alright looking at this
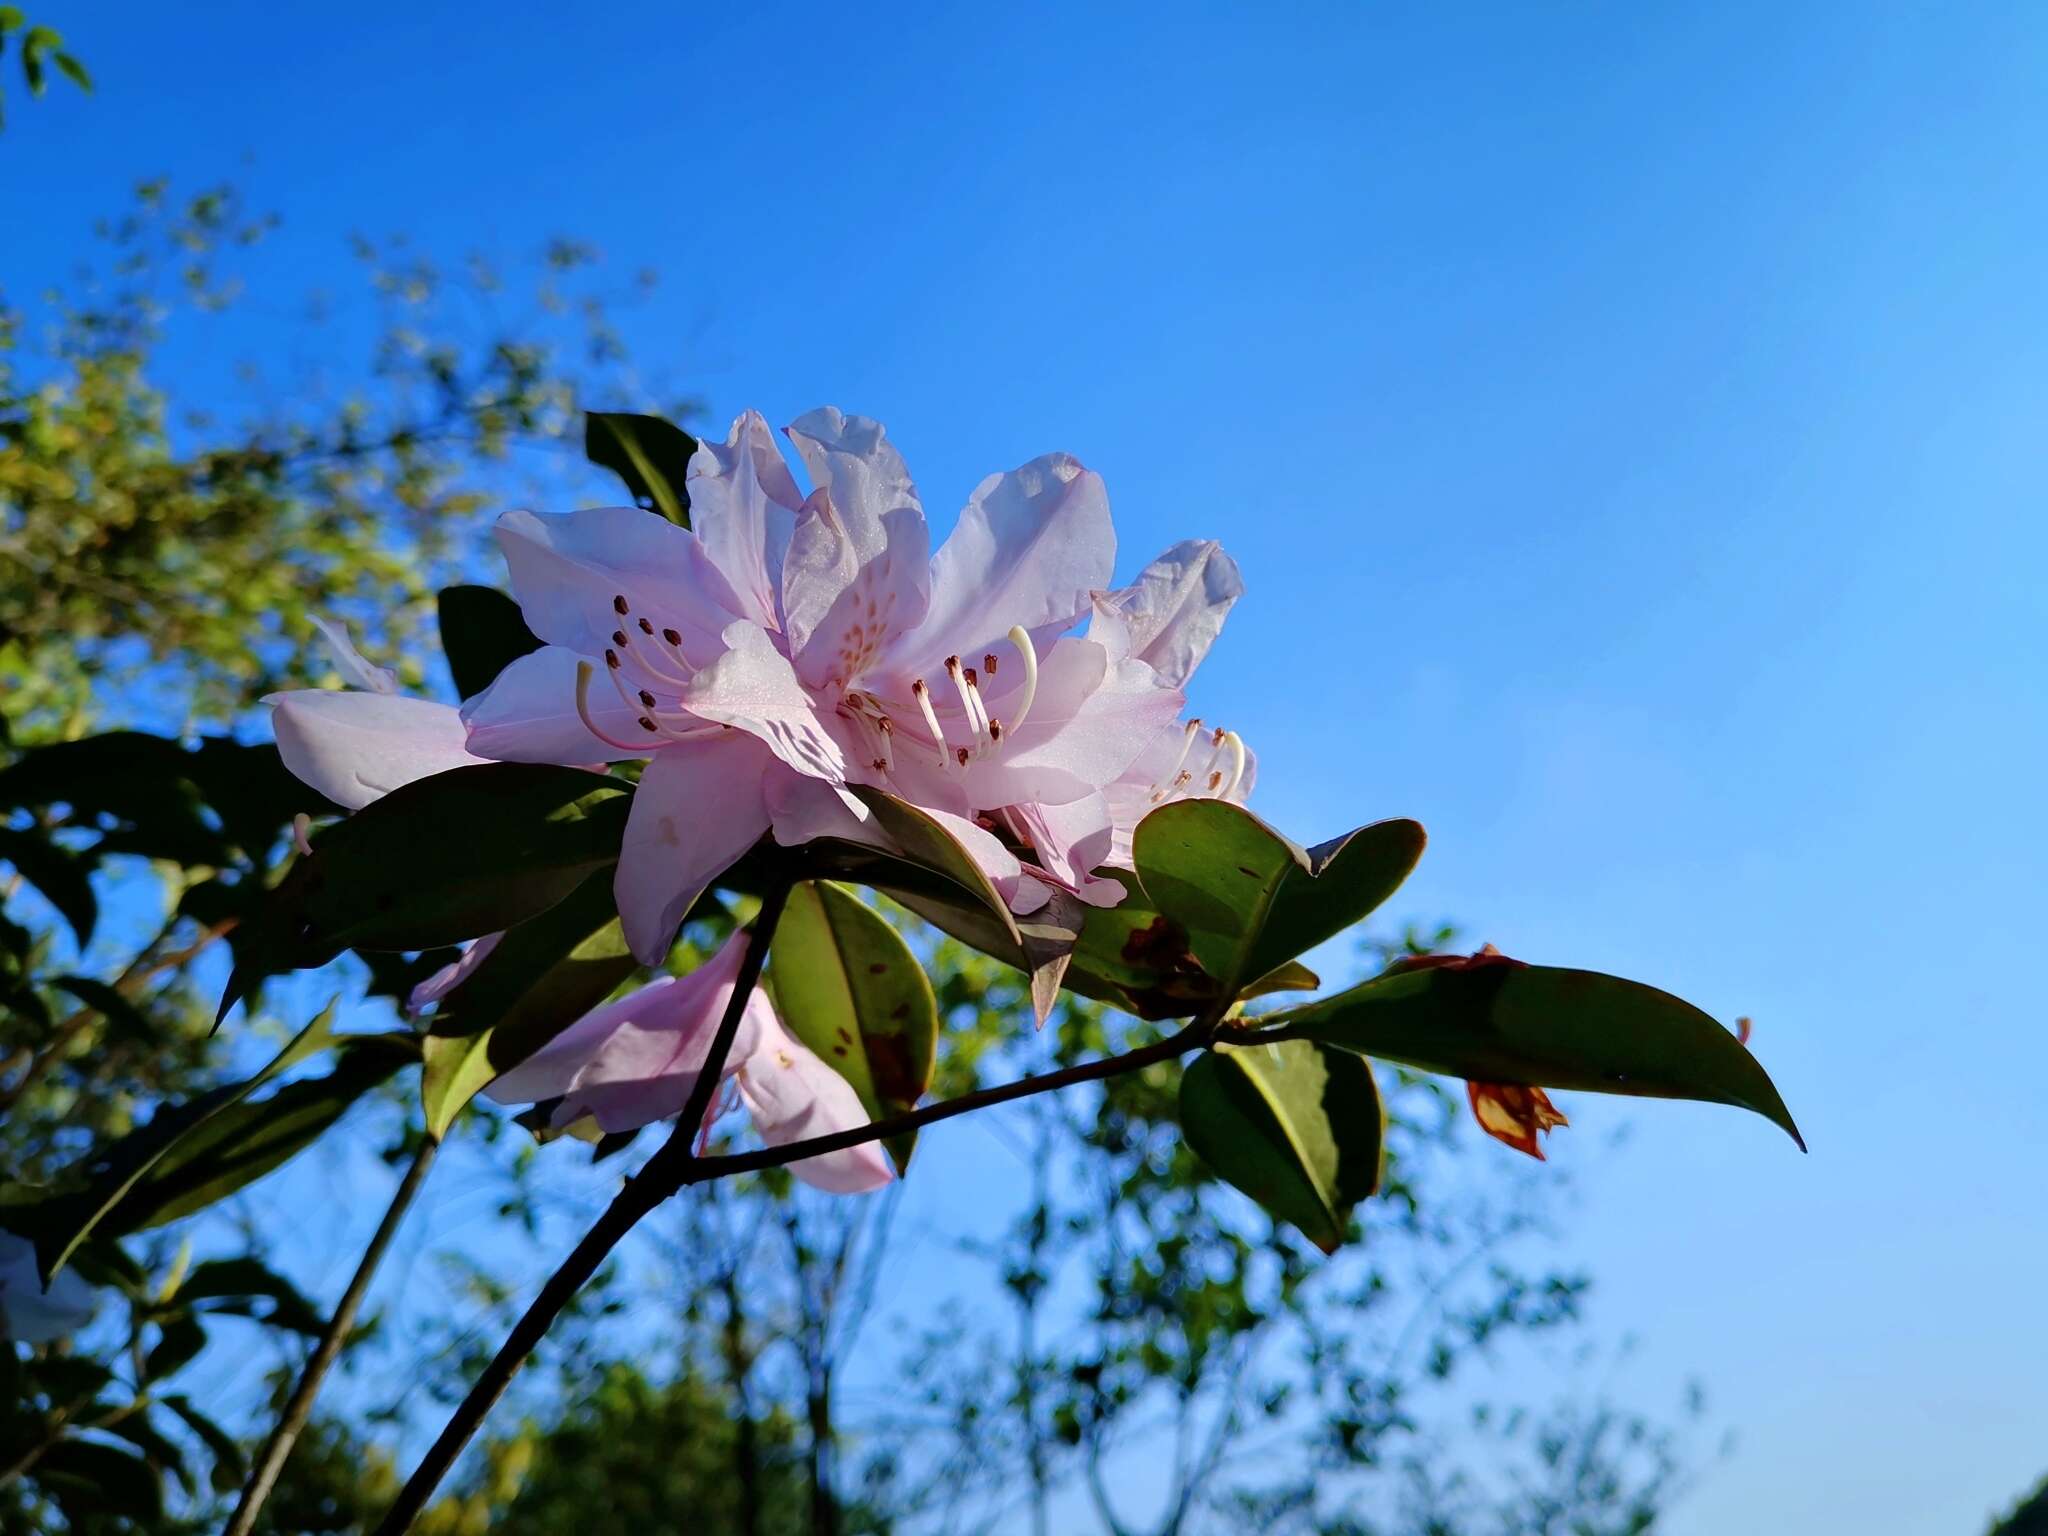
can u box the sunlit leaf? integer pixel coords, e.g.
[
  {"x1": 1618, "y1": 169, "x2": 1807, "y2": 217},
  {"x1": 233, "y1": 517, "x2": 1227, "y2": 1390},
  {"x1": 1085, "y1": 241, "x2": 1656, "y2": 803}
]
[
  {"x1": 420, "y1": 869, "x2": 636, "y2": 1138},
  {"x1": 772, "y1": 881, "x2": 937, "y2": 1173},
  {"x1": 1179, "y1": 1038, "x2": 1384, "y2": 1253},
  {"x1": 1134, "y1": 801, "x2": 1424, "y2": 996}
]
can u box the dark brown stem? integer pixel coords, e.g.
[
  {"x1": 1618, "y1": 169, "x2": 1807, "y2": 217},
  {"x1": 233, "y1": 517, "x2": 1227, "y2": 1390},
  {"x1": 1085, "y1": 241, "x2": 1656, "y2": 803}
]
[
  {"x1": 371, "y1": 878, "x2": 794, "y2": 1536},
  {"x1": 223, "y1": 1134, "x2": 439, "y2": 1536}
]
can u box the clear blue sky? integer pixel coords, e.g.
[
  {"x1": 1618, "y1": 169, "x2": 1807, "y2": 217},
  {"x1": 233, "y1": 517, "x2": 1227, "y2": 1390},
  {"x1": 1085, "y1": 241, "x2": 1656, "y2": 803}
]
[{"x1": 8, "y1": 3, "x2": 2047, "y2": 1529}]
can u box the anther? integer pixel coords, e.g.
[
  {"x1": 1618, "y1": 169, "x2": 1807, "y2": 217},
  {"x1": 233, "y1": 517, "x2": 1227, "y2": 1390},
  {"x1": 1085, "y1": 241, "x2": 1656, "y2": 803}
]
[
  {"x1": 612, "y1": 594, "x2": 629, "y2": 615},
  {"x1": 638, "y1": 689, "x2": 657, "y2": 708},
  {"x1": 612, "y1": 630, "x2": 629, "y2": 649},
  {"x1": 640, "y1": 716, "x2": 659, "y2": 732},
  {"x1": 638, "y1": 617, "x2": 655, "y2": 635},
  {"x1": 956, "y1": 747, "x2": 971, "y2": 767},
  {"x1": 662, "y1": 627, "x2": 682, "y2": 647},
  {"x1": 910, "y1": 678, "x2": 949, "y2": 768},
  {"x1": 605, "y1": 649, "x2": 622, "y2": 669},
  {"x1": 984, "y1": 652, "x2": 998, "y2": 676}
]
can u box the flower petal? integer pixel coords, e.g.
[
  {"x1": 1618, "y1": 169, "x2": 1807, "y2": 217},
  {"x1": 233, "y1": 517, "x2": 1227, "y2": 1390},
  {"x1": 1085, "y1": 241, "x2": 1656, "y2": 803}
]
[
  {"x1": 885, "y1": 453, "x2": 1114, "y2": 682},
  {"x1": 460, "y1": 646, "x2": 650, "y2": 765},
  {"x1": 682, "y1": 622, "x2": 850, "y2": 786},
  {"x1": 616, "y1": 733, "x2": 774, "y2": 963},
  {"x1": 407, "y1": 932, "x2": 504, "y2": 1014},
  {"x1": 485, "y1": 931, "x2": 772, "y2": 1132},
  {"x1": 689, "y1": 409, "x2": 802, "y2": 631},
  {"x1": 966, "y1": 638, "x2": 1184, "y2": 811},
  {"x1": 0, "y1": 1232, "x2": 97, "y2": 1343},
  {"x1": 266, "y1": 691, "x2": 488, "y2": 811},
  {"x1": 495, "y1": 506, "x2": 746, "y2": 670},
  {"x1": 736, "y1": 1012, "x2": 895, "y2": 1194},
  {"x1": 309, "y1": 616, "x2": 398, "y2": 694},
  {"x1": 780, "y1": 408, "x2": 932, "y2": 689},
  {"x1": 1088, "y1": 538, "x2": 1243, "y2": 687}
]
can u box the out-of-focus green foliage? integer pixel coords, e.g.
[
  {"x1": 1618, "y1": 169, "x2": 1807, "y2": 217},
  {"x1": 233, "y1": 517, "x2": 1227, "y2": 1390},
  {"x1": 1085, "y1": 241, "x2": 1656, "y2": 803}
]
[
  {"x1": 0, "y1": 9, "x2": 89, "y2": 131},
  {"x1": 1991, "y1": 1476, "x2": 2048, "y2": 1536},
  {"x1": 0, "y1": 179, "x2": 680, "y2": 736}
]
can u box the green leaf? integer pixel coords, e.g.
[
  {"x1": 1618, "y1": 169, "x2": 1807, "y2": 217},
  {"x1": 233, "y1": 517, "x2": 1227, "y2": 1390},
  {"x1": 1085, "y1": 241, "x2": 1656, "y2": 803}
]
[
  {"x1": 23, "y1": 1009, "x2": 416, "y2": 1276},
  {"x1": 26, "y1": 1003, "x2": 341, "y2": 1279},
  {"x1": 221, "y1": 763, "x2": 631, "y2": 1021},
  {"x1": 0, "y1": 10, "x2": 22, "y2": 35},
  {"x1": 162, "y1": 1394, "x2": 246, "y2": 1493},
  {"x1": 143, "y1": 1314, "x2": 208, "y2": 1381},
  {"x1": 420, "y1": 870, "x2": 637, "y2": 1138},
  {"x1": 1178, "y1": 1038, "x2": 1384, "y2": 1253},
  {"x1": 771, "y1": 882, "x2": 937, "y2": 1173},
  {"x1": 437, "y1": 584, "x2": 543, "y2": 700},
  {"x1": 38, "y1": 1439, "x2": 163, "y2": 1524},
  {"x1": 585, "y1": 411, "x2": 698, "y2": 526},
  {"x1": 0, "y1": 826, "x2": 96, "y2": 947},
  {"x1": 837, "y1": 789, "x2": 1022, "y2": 940},
  {"x1": 174, "y1": 1256, "x2": 324, "y2": 1336},
  {"x1": 1268, "y1": 962, "x2": 1805, "y2": 1147},
  {"x1": 52, "y1": 48, "x2": 86, "y2": 90},
  {"x1": 1134, "y1": 802, "x2": 1425, "y2": 997}
]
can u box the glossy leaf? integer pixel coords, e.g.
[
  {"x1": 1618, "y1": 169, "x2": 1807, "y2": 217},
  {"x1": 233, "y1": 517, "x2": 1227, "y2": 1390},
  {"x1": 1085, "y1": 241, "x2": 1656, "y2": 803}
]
[
  {"x1": 1267, "y1": 962, "x2": 1805, "y2": 1147},
  {"x1": 420, "y1": 870, "x2": 637, "y2": 1138},
  {"x1": 162, "y1": 1395, "x2": 246, "y2": 1493},
  {"x1": 221, "y1": 763, "x2": 631, "y2": 1021},
  {"x1": 173, "y1": 1256, "x2": 324, "y2": 1336},
  {"x1": 437, "y1": 583, "x2": 544, "y2": 700},
  {"x1": 1134, "y1": 801, "x2": 1425, "y2": 996},
  {"x1": 771, "y1": 881, "x2": 938, "y2": 1173},
  {"x1": 50, "y1": 975, "x2": 154, "y2": 1043},
  {"x1": 1179, "y1": 1038, "x2": 1384, "y2": 1254},
  {"x1": 585, "y1": 410, "x2": 698, "y2": 526}
]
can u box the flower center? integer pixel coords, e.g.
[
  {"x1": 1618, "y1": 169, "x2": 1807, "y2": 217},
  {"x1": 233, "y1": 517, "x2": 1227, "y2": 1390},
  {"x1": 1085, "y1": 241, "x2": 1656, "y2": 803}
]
[{"x1": 842, "y1": 624, "x2": 1040, "y2": 776}]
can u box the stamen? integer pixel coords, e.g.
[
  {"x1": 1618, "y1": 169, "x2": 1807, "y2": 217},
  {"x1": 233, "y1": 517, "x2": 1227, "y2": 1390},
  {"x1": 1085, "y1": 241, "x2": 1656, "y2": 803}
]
[
  {"x1": 987, "y1": 719, "x2": 1002, "y2": 744},
  {"x1": 876, "y1": 716, "x2": 895, "y2": 772},
  {"x1": 1005, "y1": 626, "x2": 1040, "y2": 737},
  {"x1": 638, "y1": 689, "x2": 657, "y2": 708},
  {"x1": 983, "y1": 652, "x2": 998, "y2": 676},
  {"x1": 962, "y1": 666, "x2": 993, "y2": 755},
  {"x1": 612, "y1": 594, "x2": 629, "y2": 615},
  {"x1": 1148, "y1": 718, "x2": 1205, "y2": 802},
  {"x1": 910, "y1": 678, "x2": 950, "y2": 768},
  {"x1": 1221, "y1": 731, "x2": 1247, "y2": 799},
  {"x1": 945, "y1": 656, "x2": 980, "y2": 738},
  {"x1": 956, "y1": 746, "x2": 971, "y2": 767},
  {"x1": 576, "y1": 660, "x2": 656, "y2": 752},
  {"x1": 1193, "y1": 726, "x2": 1232, "y2": 788}
]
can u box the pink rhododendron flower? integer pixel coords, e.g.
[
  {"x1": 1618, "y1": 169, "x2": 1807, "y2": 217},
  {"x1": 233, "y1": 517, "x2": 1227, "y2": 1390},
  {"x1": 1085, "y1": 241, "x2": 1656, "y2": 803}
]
[
  {"x1": 265, "y1": 619, "x2": 491, "y2": 813},
  {"x1": 0, "y1": 1232, "x2": 96, "y2": 1344},
  {"x1": 464, "y1": 408, "x2": 1248, "y2": 962},
  {"x1": 484, "y1": 929, "x2": 892, "y2": 1194}
]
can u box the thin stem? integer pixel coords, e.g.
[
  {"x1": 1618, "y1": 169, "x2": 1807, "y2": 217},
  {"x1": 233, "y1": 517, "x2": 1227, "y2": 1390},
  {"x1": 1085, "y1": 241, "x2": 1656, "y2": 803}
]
[
  {"x1": 372, "y1": 877, "x2": 794, "y2": 1536},
  {"x1": 224, "y1": 1134, "x2": 440, "y2": 1536}
]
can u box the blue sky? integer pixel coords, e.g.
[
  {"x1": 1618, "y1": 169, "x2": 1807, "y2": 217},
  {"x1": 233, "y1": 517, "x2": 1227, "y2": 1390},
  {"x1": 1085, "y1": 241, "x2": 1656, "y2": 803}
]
[{"x1": 8, "y1": 2, "x2": 2047, "y2": 1529}]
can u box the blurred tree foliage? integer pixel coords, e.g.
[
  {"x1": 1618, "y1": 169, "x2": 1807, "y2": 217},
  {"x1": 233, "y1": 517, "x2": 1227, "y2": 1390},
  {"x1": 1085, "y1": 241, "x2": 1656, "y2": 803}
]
[{"x1": 0, "y1": 8, "x2": 89, "y2": 131}]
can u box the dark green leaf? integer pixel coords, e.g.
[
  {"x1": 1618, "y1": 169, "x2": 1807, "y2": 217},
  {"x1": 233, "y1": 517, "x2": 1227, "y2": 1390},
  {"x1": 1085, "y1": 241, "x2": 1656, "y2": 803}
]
[
  {"x1": 1268, "y1": 962, "x2": 1805, "y2": 1147},
  {"x1": 38, "y1": 1439, "x2": 163, "y2": 1524},
  {"x1": 22, "y1": 1007, "x2": 414, "y2": 1276},
  {"x1": 437, "y1": 584, "x2": 544, "y2": 700},
  {"x1": 162, "y1": 1394, "x2": 247, "y2": 1492},
  {"x1": 420, "y1": 869, "x2": 636, "y2": 1138},
  {"x1": 175, "y1": 1256, "x2": 324, "y2": 1335},
  {"x1": 52, "y1": 48, "x2": 86, "y2": 90},
  {"x1": 221, "y1": 763, "x2": 631, "y2": 1021},
  {"x1": 0, "y1": 827, "x2": 96, "y2": 948},
  {"x1": 143, "y1": 1314, "x2": 208, "y2": 1381},
  {"x1": 1134, "y1": 802, "x2": 1425, "y2": 997},
  {"x1": 1179, "y1": 1039, "x2": 1384, "y2": 1253},
  {"x1": 104, "y1": 1406, "x2": 197, "y2": 1496},
  {"x1": 585, "y1": 411, "x2": 697, "y2": 525},
  {"x1": 772, "y1": 882, "x2": 937, "y2": 1174}
]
